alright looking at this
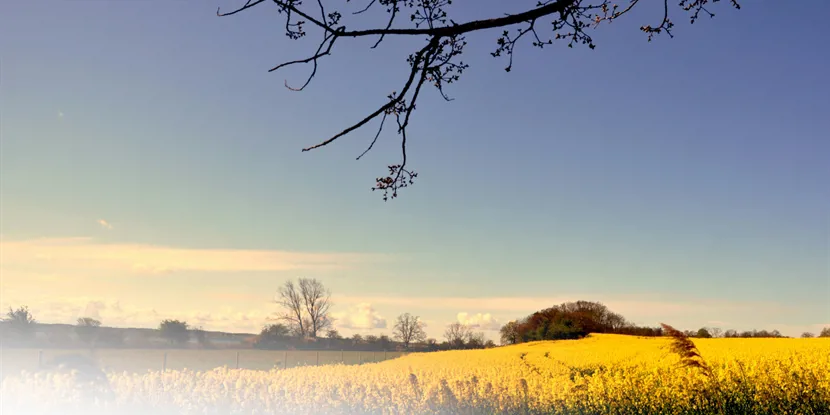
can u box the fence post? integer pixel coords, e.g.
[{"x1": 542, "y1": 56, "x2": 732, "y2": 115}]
[
  {"x1": 283, "y1": 351, "x2": 288, "y2": 370},
  {"x1": 358, "y1": 352, "x2": 362, "y2": 364},
  {"x1": 236, "y1": 351, "x2": 240, "y2": 369},
  {"x1": 384, "y1": 351, "x2": 388, "y2": 361},
  {"x1": 341, "y1": 350, "x2": 344, "y2": 364},
  {"x1": 38, "y1": 350, "x2": 43, "y2": 370},
  {"x1": 316, "y1": 351, "x2": 319, "y2": 366},
  {"x1": 162, "y1": 352, "x2": 167, "y2": 372}
]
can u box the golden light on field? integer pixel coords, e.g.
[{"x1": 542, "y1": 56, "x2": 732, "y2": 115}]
[{"x1": 2, "y1": 334, "x2": 829, "y2": 414}]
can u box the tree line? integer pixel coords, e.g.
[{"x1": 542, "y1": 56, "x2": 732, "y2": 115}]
[
  {"x1": 0, "y1": 278, "x2": 497, "y2": 351},
  {"x1": 498, "y1": 300, "x2": 662, "y2": 345},
  {"x1": 497, "y1": 300, "x2": 830, "y2": 345},
  {"x1": 4, "y1": 286, "x2": 829, "y2": 351},
  {"x1": 253, "y1": 278, "x2": 496, "y2": 351}
]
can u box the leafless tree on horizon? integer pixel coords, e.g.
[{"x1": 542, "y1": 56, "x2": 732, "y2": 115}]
[
  {"x1": 300, "y1": 277, "x2": 334, "y2": 338},
  {"x1": 392, "y1": 312, "x2": 427, "y2": 349},
  {"x1": 275, "y1": 280, "x2": 307, "y2": 336},
  {"x1": 274, "y1": 278, "x2": 333, "y2": 338},
  {"x1": 444, "y1": 321, "x2": 473, "y2": 348}
]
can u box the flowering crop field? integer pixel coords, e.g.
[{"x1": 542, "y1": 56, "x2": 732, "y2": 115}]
[
  {"x1": 2, "y1": 334, "x2": 829, "y2": 414},
  {"x1": 0, "y1": 348, "x2": 404, "y2": 377}
]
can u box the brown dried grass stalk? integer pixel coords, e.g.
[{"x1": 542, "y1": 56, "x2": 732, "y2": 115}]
[{"x1": 660, "y1": 323, "x2": 713, "y2": 377}]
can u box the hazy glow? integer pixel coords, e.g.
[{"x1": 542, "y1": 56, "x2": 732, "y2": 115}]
[{"x1": 0, "y1": 237, "x2": 389, "y2": 274}]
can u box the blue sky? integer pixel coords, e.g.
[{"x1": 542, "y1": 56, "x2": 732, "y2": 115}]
[{"x1": 1, "y1": 0, "x2": 828, "y2": 339}]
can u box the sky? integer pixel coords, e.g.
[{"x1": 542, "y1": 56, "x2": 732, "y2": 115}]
[{"x1": 1, "y1": 0, "x2": 828, "y2": 341}]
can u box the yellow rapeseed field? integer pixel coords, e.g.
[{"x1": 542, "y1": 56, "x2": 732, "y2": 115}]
[{"x1": 2, "y1": 334, "x2": 829, "y2": 414}]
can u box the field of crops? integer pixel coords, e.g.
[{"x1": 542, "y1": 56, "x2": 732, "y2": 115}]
[
  {"x1": 0, "y1": 348, "x2": 405, "y2": 377},
  {"x1": 2, "y1": 334, "x2": 829, "y2": 414}
]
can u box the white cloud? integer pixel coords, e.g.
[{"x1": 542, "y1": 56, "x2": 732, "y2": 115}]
[
  {"x1": 58, "y1": 111, "x2": 64, "y2": 119},
  {"x1": 332, "y1": 303, "x2": 387, "y2": 330},
  {"x1": 97, "y1": 219, "x2": 113, "y2": 230},
  {"x1": 457, "y1": 312, "x2": 501, "y2": 331}
]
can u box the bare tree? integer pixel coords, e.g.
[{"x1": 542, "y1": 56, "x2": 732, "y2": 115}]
[
  {"x1": 218, "y1": 0, "x2": 743, "y2": 200},
  {"x1": 392, "y1": 313, "x2": 427, "y2": 350},
  {"x1": 603, "y1": 312, "x2": 628, "y2": 332},
  {"x1": 300, "y1": 278, "x2": 333, "y2": 338},
  {"x1": 801, "y1": 332, "x2": 815, "y2": 338},
  {"x1": 275, "y1": 278, "x2": 333, "y2": 338},
  {"x1": 444, "y1": 322, "x2": 472, "y2": 349},
  {"x1": 275, "y1": 280, "x2": 307, "y2": 337}
]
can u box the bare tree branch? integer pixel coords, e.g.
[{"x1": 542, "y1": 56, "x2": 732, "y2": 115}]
[
  {"x1": 444, "y1": 321, "x2": 472, "y2": 348},
  {"x1": 218, "y1": 0, "x2": 742, "y2": 200},
  {"x1": 356, "y1": 112, "x2": 388, "y2": 161},
  {"x1": 216, "y1": 0, "x2": 266, "y2": 17},
  {"x1": 299, "y1": 278, "x2": 333, "y2": 338},
  {"x1": 270, "y1": 32, "x2": 338, "y2": 91},
  {"x1": 275, "y1": 280, "x2": 306, "y2": 337},
  {"x1": 274, "y1": 278, "x2": 333, "y2": 338},
  {"x1": 300, "y1": 36, "x2": 439, "y2": 153},
  {"x1": 393, "y1": 313, "x2": 426, "y2": 349}
]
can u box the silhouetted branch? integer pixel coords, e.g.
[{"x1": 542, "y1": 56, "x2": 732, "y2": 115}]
[
  {"x1": 353, "y1": 0, "x2": 377, "y2": 15},
  {"x1": 270, "y1": 32, "x2": 338, "y2": 91},
  {"x1": 356, "y1": 112, "x2": 388, "y2": 161},
  {"x1": 216, "y1": 0, "x2": 266, "y2": 17},
  {"x1": 301, "y1": 37, "x2": 439, "y2": 154},
  {"x1": 219, "y1": 0, "x2": 742, "y2": 200},
  {"x1": 640, "y1": 0, "x2": 675, "y2": 41}
]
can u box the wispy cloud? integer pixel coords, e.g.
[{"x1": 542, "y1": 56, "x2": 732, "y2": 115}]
[
  {"x1": 0, "y1": 237, "x2": 391, "y2": 275},
  {"x1": 57, "y1": 111, "x2": 64, "y2": 119},
  {"x1": 97, "y1": 219, "x2": 113, "y2": 230},
  {"x1": 332, "y1": 303, "x2": 387, "y2": 330}
]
